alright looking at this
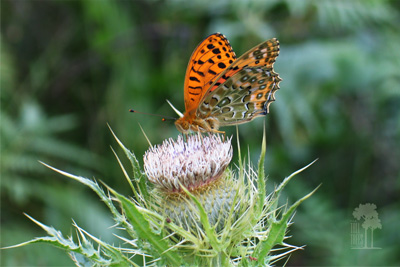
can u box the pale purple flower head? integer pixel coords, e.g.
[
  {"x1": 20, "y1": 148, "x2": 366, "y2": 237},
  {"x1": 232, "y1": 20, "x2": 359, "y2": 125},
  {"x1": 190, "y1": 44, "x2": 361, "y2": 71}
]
[{"x1": 144, "y1": 134, "x2": 232, "y2": 192}]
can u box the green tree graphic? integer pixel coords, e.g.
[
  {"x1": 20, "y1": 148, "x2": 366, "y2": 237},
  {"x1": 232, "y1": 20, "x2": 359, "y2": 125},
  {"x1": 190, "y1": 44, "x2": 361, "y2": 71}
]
[{"x1": 352, "y1": 203, "x2": 381, "y2": 248}]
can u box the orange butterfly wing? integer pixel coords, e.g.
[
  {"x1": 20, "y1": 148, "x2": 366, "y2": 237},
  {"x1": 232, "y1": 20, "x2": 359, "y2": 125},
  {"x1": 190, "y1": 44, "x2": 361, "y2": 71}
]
[
  {"x1": 207, "y1": 38, "x2": 280, "y2": 94},
  {"x1": 183, "y1": 33, "x2": 237, "y2": 112},
  {"x1": 196, "y1": 38, "x2": 281, "y2": 125}
]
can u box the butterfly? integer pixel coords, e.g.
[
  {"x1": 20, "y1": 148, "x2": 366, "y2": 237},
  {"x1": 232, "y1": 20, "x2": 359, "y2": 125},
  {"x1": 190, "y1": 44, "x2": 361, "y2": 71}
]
[{"x1": 174, "y1": 33, "x2": 281, "y2": 134}]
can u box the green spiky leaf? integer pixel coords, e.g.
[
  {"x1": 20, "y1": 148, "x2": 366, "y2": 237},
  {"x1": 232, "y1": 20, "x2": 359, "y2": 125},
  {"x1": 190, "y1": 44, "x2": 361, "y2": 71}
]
[{"x1": 108, "y1": 187, "x2": 182, "y2": 266}]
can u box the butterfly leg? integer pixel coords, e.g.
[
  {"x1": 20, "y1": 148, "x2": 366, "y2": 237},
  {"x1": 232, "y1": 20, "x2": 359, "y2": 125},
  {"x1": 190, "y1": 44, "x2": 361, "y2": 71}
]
[
  {"x1": 197, "y1": 131, "x2": 204, "y2": 141},
  {"x1": 211, "y1": 129, "x2": 226, "y2": 141}
]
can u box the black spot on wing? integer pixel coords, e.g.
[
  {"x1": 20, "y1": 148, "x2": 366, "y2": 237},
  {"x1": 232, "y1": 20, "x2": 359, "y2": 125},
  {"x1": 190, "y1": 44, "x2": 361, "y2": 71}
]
[
  {"x1": 191, "y1": 66, "x2": 205, "y2": 77},
  {"x1": 189, "y1": 76, "x2": 200, "y2": 82},
  {"x1": 212, "y1": 48, "x2": 221, "y2": 54},
  {"x1": 189, "y1": 86, "x2": 202, "y2": 90}
]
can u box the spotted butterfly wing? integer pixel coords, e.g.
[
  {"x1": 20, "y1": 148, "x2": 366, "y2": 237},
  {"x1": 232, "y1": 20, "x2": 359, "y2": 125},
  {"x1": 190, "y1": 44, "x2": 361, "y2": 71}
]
[
  {"x1": 198, "y1": 65, "x2": 281, "y2": 126},
  {"x1": 207, "y1": 38, "x2": 280, "y2": 93},
  {"x1": 197, "y1": 38, "x2": 281, "y2": 126},
  {"x1": 175, "y1": 34, "x2": 281, "y2": 134},
  {"x1": 183, "y1": 33, "x2": 236, "y2": 113}
]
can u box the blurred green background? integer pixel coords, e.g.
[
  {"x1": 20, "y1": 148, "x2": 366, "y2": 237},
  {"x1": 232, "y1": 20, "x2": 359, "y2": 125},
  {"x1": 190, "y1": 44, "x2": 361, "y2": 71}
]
[{"x1": 1, "y1": 0, "x2": 399, "y2": 266}]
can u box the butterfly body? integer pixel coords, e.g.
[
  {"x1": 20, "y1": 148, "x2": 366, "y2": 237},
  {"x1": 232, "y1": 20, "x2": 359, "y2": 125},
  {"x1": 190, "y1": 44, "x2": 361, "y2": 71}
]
[
  {"x1": 175, "y1": 33, "x2": 281, "y2": 134},
  {"x1": 175, "y1": 110, "x2": 220, "y2": 133}
]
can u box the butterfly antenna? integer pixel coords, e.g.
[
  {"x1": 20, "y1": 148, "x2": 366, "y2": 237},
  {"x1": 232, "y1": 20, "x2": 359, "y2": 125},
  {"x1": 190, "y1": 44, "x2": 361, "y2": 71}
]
[
  {"x1": 166, "y1": 100, "x2": 184, "y2": 118},
  {"x1": 129, "y1": 109, "x2": 176, "y2": 121}
]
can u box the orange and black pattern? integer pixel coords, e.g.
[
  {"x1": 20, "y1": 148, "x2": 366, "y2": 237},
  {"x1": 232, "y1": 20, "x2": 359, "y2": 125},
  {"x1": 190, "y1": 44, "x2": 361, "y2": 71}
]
[{"x1": 175, "y1": 33, "x2": 281, "y2": 134}]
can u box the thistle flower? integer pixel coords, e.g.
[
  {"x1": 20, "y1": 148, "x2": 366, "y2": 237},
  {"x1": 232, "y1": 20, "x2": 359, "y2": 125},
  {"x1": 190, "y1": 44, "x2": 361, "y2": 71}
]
[
  {"x1": 144, "y1": 134, "x2": 232, "y2": 192},
  {"x1": 144, "y1": 134, "x2": 237, "y2": 233},
  {"x1": 5, "y1": 129, "x2": 318, "y2": 267}
]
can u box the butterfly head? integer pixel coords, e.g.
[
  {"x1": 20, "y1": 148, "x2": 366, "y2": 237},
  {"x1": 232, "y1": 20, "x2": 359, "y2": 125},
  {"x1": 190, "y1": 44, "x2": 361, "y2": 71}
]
[{"x1": 175, "y1": 117, "x2": 190, "y2": 134}]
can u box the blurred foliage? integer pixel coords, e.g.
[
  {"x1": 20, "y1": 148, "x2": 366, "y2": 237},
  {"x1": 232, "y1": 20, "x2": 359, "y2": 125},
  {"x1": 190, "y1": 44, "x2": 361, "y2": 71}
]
[{"x1": 1, "y1": 0, "x2": 399, "y2": 266}]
